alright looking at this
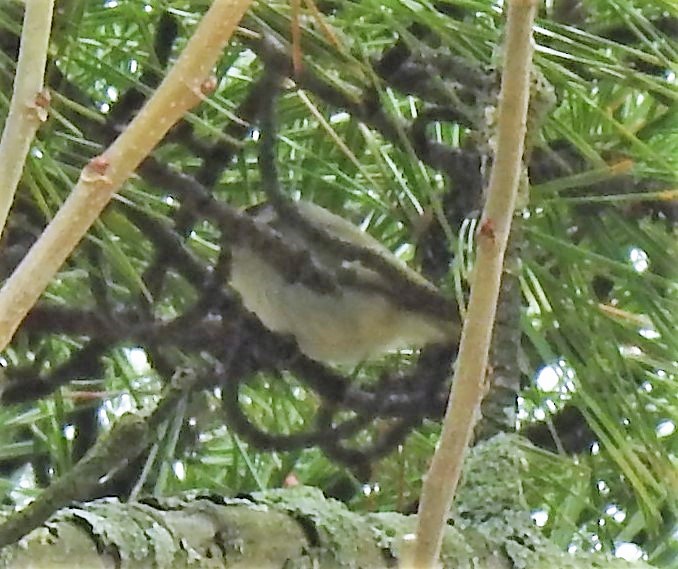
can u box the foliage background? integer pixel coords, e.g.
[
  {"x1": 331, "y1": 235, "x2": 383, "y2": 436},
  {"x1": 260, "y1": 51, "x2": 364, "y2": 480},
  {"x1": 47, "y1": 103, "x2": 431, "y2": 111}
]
[{"x1": 0, "y1": 0, "x2": 675, "y2": 566}]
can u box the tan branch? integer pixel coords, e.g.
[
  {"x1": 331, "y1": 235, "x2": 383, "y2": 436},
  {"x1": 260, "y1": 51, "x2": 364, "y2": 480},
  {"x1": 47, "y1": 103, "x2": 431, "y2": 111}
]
[
  {"x1": 0, "y1": 0, "x2": 55, "y2": 238},
  {"x1": 0, "y1": 0, "x2": 254, "y2": 352},
  {"x1": 404, "y1": 1, "x2": 538, "y2": 567}
]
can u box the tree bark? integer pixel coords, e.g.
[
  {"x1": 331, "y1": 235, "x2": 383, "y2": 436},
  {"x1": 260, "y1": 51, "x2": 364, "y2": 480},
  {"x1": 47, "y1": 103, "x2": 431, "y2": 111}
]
[{"x1": 0, "y1": 436, "x2": 657, "y2": 569}]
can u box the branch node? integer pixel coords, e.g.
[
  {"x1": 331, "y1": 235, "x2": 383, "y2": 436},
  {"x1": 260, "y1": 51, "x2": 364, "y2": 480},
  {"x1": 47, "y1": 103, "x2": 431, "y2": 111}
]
[
  {"x1": 27, "y1": 89, "x2": 51, "y2": 123},
  {"x1": 82, "y1": 156, "x2": 113, "y2": 188},
  {"x1": 199, "y1": 75, "x2": 218, "y2": 96}
]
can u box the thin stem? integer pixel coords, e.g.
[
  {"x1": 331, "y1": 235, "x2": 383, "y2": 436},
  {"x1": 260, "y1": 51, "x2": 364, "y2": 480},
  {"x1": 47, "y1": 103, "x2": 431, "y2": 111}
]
[
  {"x1": 0, "y1": 0, "x2": 254, "y2": 353},
  {"x1": 0, "y1": 413, "x2": 148, "y2": 549},
  {"x1": 0, "y1": 0, "x2": 55, "y2": 238},
  {"x1": 404, "y1": 1, "x2": 538, "y2": 567}
]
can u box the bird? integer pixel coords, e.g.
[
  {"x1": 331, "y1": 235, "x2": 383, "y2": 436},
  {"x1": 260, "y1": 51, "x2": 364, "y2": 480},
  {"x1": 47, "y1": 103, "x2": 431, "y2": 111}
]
[{"x1": 229, "y1": 200, "x2": 458, "y2": 366}]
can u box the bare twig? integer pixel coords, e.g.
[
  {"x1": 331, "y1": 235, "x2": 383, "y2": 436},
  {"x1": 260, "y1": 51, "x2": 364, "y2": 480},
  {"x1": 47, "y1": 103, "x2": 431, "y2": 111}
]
[
  {"x1": 0, "y1": 0, "x2": 254, "y2": 353},
  {"x1": 404, "y1": 1, "x2": 538, "y2": 567},
  {"x1": 0, "y1": 0, "x2": 55, "y2": 238}
]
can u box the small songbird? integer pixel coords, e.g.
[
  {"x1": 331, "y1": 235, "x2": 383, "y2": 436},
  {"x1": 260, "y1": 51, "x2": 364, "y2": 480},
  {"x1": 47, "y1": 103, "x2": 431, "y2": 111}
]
[{"x1": 229, "y1": 200, "x2": 458, "y2": 366}]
